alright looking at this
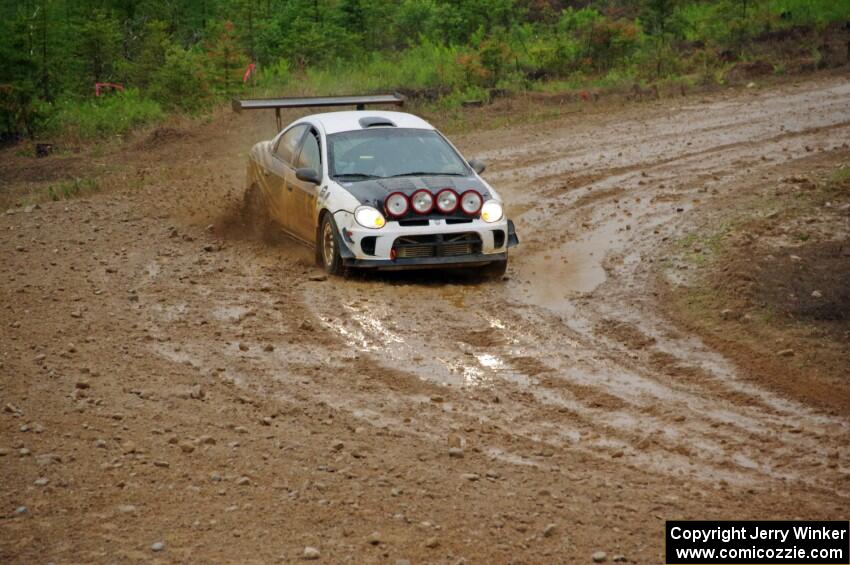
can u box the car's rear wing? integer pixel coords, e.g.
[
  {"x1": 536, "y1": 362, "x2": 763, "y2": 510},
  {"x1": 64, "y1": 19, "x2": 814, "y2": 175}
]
[{"x1": 232, "y1": 93, "x2": 405, "y2": 130}]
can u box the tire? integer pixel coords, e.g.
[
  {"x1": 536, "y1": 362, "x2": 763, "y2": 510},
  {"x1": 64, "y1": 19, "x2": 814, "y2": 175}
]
[
  {"x1": 480, "y1": 258, "x2": 508, "y2": 281},
  {"x1": 318, "y1": 213, "x2": 348, "y2": 277},
  {"x1": 242, "y1": 183, "x2": 275, "y2": 241}
]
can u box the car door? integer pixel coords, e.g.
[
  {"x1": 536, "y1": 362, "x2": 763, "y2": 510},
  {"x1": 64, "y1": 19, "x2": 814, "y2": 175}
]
[
  {"x1": 286, "y1": 127, "x2": 322, "y2": 244},
  {"x1": 269, "y1": 124, "x2": 308, "y2": 233}
]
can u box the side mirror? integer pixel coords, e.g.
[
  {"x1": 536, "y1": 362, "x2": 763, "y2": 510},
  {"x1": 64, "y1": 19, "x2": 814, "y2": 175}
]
[
  {"x1": 295, "y1": 168, "x2": 321, "y2": 184},
  {"x1": 468, "y1": 159, "x2": 486, "y2": 174}
]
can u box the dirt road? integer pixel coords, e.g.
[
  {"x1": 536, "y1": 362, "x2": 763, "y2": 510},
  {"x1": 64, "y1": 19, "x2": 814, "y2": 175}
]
[{"x1": 2, "y1": 76, "x2": 849, "y2": 563}]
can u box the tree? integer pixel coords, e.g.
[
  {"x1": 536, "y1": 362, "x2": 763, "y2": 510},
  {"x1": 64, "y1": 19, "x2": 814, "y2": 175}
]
[
  {"x1": 131, "y1": 20, "x2": 172, "y2": 89},
  {"x1": 639, "y1": 0, "x2": 682, "y2": 77},
  {"x1": 204, "y1": 20, "x2": 248, "y2": 95},
  {"x1": 227, "y1": 0, "x2": 273, "y2": 63},
  {"x1": 255, "y1": 0, "x2": 355, "y2": 68},
  {"x1": 641, "y1": 0, "x2": 679, "y2": 37},
  {"x1": 75, "y1": 10, "x2": 122, "y2": 88},
  {"x1": 150, "y1": 45, "x2": 210, "y2": 111}
]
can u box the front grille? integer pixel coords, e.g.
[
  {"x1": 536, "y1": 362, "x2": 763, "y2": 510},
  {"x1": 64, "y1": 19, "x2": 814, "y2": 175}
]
[
  {"x1": 398, "y1": 219, "x2": 430, "y2": 227},
  {"x1": 393, "y1": 233, "x2": 481, "y2": 259}
]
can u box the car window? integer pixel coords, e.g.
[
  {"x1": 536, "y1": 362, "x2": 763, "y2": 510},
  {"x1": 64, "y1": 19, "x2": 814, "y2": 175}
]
[
  {"x1": 275, "y1": 125, "x2": 307, "y2": 165},
  {"x1": 327, "y1": 128, "x2": 469, "y2": 178},
  {"x1": 295, "y1": 130, "x2": 321, "y2": 171}
]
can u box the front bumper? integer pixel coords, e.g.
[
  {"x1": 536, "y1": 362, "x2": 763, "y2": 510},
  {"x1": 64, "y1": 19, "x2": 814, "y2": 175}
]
[
  {"x1": 344, "y1": 251, "x2": 507, "y2": 270},
  {"x1": 333, "y1": 211, "x2": 518, "y2": 270}
]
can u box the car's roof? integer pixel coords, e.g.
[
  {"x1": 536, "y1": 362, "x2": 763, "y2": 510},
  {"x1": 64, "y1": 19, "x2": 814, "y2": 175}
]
[{"x1": 300, "y1": 111, "x2": 434, "y2": 135}]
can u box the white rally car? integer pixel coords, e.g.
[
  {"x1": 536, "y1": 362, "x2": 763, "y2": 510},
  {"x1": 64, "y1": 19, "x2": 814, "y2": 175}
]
[{"x1": 233, "y1": 94, "x2": 518, "y2": 277}]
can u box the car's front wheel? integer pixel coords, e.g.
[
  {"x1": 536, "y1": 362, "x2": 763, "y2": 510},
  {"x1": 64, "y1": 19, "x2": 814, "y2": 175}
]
[{"x1": 319, "y1": 214, "x2": 348, "y2": 277}]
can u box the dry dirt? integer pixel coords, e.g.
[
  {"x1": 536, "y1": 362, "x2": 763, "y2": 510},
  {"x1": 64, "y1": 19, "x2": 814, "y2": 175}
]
[{"x1": 2, "y1": 74, "x2": 849, "y2": 564}]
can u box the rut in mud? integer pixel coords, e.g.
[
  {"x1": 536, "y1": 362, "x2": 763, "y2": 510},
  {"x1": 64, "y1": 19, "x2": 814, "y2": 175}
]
[{"x1": 2, "y1": 77, "x2": 849, "y2": 563}]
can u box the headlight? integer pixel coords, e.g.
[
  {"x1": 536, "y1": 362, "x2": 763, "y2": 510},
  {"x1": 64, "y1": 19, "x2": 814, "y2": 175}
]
[
  {"x1": 481, "y1": 200, "x2": 503, "y2": 223},
  {"x1": 354, "y1": 206, "x2": 386, "y2": 229}
]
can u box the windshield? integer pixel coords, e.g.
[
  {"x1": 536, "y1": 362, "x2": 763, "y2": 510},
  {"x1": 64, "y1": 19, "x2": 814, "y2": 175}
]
[{"x1": 328, "y1": 128, "x2": 470, "y2": 179}]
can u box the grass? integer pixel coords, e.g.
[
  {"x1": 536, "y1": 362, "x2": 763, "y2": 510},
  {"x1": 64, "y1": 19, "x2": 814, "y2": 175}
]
[
  {"x1": 675, "y1": 222, "x2": 736, "y2": 267},
  {"x1": 254, "y1": 41, "x2": 468, "y2": 98},
  {"x1": 46, "y1": 178, "x2": 99, "y2": 201},
  {"x1": 49, "y1": 89, "x2": 164, "y2": 141},
  {"x1": 826, "y1": 164, "x2": 850, "y2": 186},
  {"x1": 768, "y1": 0, "x2": 850, "y2": 25}
]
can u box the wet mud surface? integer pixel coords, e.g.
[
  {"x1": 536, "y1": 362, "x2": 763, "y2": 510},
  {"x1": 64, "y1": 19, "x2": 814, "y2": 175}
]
[{"x1": 2, "y1": 77, "x2": 849, "y2": 563}]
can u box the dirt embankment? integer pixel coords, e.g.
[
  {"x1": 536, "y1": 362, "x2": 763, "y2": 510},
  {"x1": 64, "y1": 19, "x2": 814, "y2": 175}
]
[
  {"x1": 663, "y1": 154, "x2": 850, "y2": 415},
  {"x1": 2, "y1": 75, "x2": 849, "y2": 563}
]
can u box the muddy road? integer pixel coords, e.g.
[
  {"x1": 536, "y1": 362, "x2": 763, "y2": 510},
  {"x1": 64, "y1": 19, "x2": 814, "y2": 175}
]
[{"x1": 2, "y1": 76, "x2": 849, "y2": 563}]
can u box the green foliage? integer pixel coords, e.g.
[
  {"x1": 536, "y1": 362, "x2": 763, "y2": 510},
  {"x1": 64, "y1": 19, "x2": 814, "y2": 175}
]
[
  {"x1": 640, "y1": 0, "x2": 684, "y2": 38},
  {"x1": 768, "y1": 0, "x2": 850, "y2": 25},
  {"x1": 255, "y1": 0, "x2": 358, "y2": 67},
  {"x1": 0, "y1": 0, "x2": 847, "y2": 142},
  {"x1": 149, "y1": 46, "x2": 211, "y2": 112},
  {"x1": 0, "y1": 85, "x2": 53, "y2": 141},
  {"x1": 128, "y1": 20, "x2": 173, "y2": 90},
  {"x1": 53, "y1": 89, "x2": 164, "y2": 139},
  {"x1": 74, "y1": 10, "x2": 122, "y2": 86},
  {"x1": 47, "y1": 177, "x2": 99, "y2": 201},
  {"x1": 394, "y1": 0, "x2": 441, "y2": 47},
  {"x1": 205, "y1": 21, "x2": 249, "y2": 95}
]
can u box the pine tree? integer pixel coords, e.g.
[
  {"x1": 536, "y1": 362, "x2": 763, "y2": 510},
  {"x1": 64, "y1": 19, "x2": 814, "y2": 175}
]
[
  {"x1": 204, "y1": 20, "x2": 248, "y2": 96},
  {"x1": 75, "y1": 9, "x2": 122, "y2": 88}
]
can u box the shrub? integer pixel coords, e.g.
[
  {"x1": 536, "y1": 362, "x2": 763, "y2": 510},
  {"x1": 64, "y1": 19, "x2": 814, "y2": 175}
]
[
  {"x1": 0, "y1": 84, "x2": 54, "y2": 141},
  {"x1": 47, "y1": 178, "x2": 99, "y2": 201},
  {"x1": 54, "y1": 89, "x2": 163, "y2": 139},
  {"x1": 585, "y1": 18, "x2": 641, "y2": 71},
  {"x1": 149, "y1": 47, "x2": 211, "y2": 112},
  {"x1": 768, "y1": 0, "x2": 850, "y2": 26}
]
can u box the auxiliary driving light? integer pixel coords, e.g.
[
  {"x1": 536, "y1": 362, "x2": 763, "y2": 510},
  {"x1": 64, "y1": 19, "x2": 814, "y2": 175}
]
[
  {"x1": 384, "y1": 192, "x2": 409, "y2": 218},
  {"x1": 436, "y1": 189, "x2": 459, "y2": 213},
  {"x1": 411, "y1": 189, "x2": 434, "y2": 214},
  {"x1": 460, "y1": 190, "x2": 483, "y2": 215}
]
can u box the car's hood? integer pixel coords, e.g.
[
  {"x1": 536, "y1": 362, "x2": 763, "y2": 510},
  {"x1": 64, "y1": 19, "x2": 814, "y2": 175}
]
[{"x1": 335, "y1": 175, "x2": 494, "y2": 208}]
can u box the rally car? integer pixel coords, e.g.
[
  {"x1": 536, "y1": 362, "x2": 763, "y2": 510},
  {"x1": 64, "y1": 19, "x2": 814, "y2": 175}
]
[{"x1": 233, "y1": 94, "x2": 518, "y2": 277}]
